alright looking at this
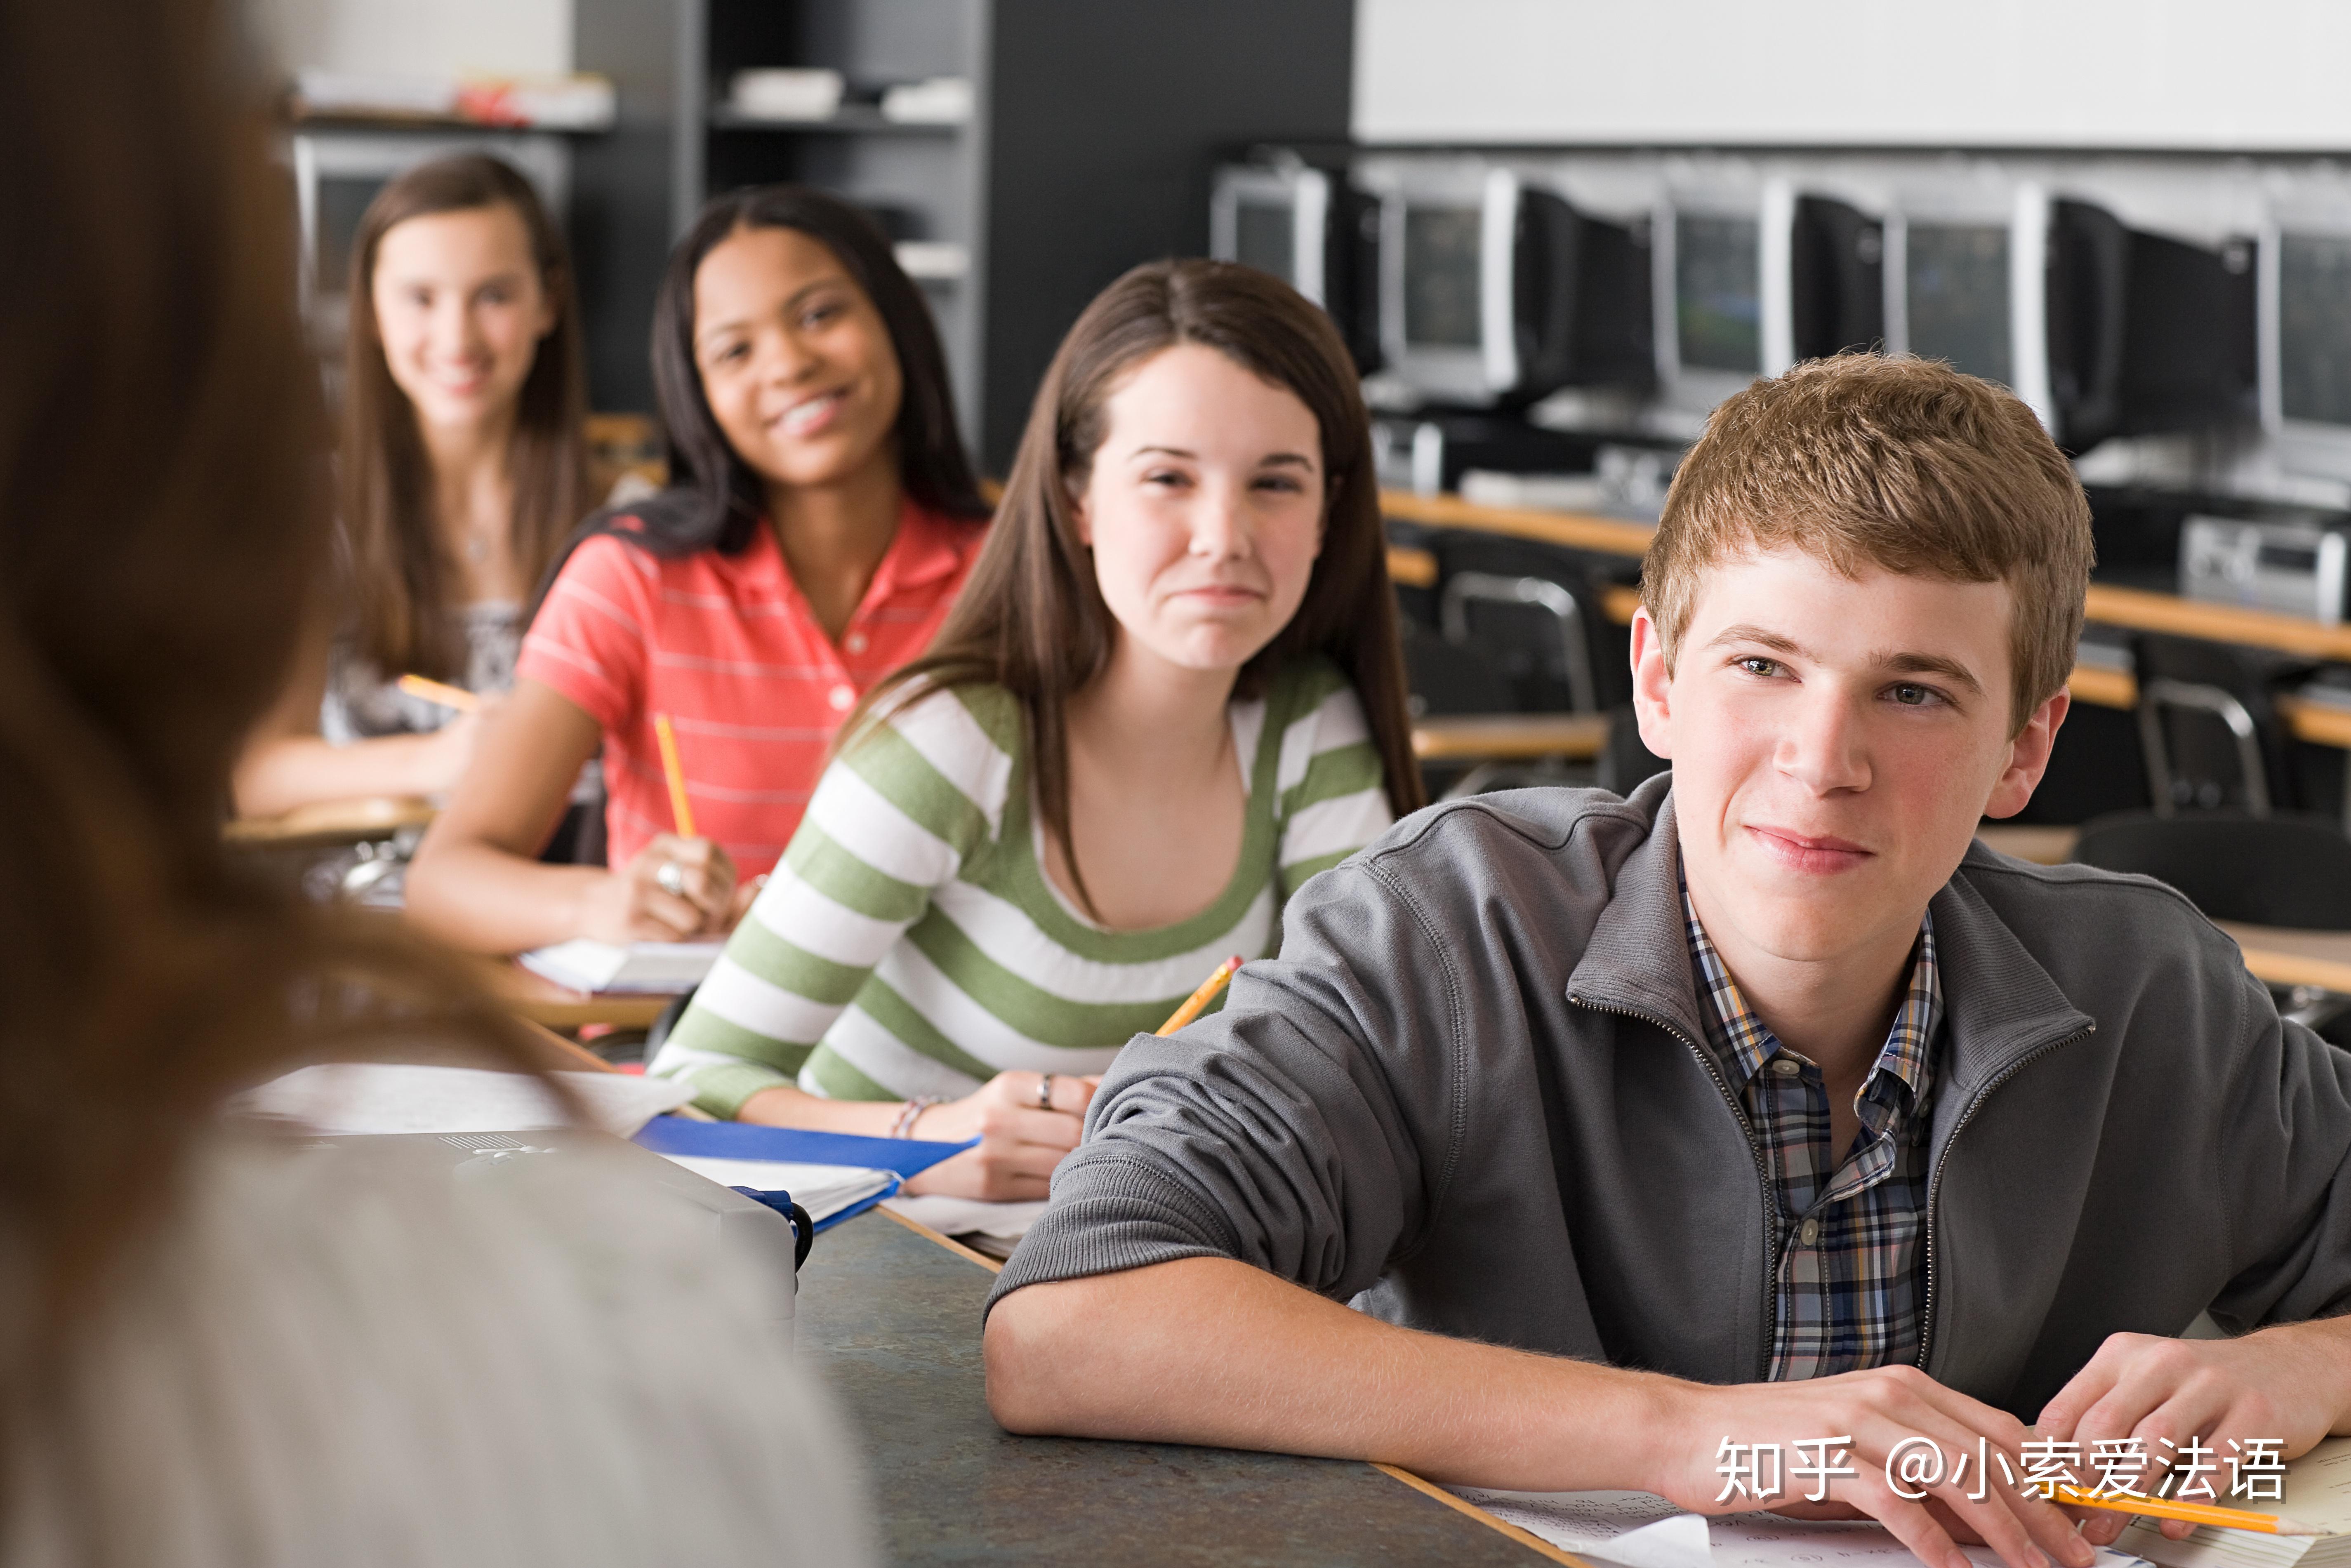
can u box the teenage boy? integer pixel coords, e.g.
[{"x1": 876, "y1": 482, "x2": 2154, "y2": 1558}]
[{"x1": 982, "y1": 356, "x2": 2351, "y2": 1568}]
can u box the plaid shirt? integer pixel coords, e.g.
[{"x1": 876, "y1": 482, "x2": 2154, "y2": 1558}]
[{"x1": 1683, "y1": 888, "x2": 1941, "y2": 1379}]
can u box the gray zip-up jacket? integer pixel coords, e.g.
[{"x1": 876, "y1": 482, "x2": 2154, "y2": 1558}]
[{"x1": 989, "y1": 775, "x2": 2351, "y2": 1418}]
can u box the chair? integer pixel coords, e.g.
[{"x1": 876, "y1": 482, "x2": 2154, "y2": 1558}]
[
  {"x1": 2072, "y1": 810, "x2": 2351, "y2": 929},
  {"x1": 2131, "y1": 632, "x2": 2304, "y2": 816},
  {"x1": 1432, "y1": 536, "x2": 1630, "y2": 715}
]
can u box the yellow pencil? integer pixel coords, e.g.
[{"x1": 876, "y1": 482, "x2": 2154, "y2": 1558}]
[
  {"x1": 652, "y1": 712, "x2": 696, "y2": 838},
  {"x1": 396, "y1": 673, "x2": 481, "y2": 712},
  {"x1": 1157, "y1": 956, "x2": 1244, "y2": 1035},
  {"x1": 2051, "y1": 1486, "x2": 2320, "y2": 1535}
]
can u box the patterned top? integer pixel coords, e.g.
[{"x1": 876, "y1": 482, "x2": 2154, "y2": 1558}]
[
  {"x1": 1683, "y1": 886, "x2": 1941, "y2": 1380},
  {"x1": 322, "y1": 600, "x2": 521, "y2": 742},
  {"x1": 516, "y1": 499, "x2": 985, "y2": 873},
  {"x1": 648, "y1": 658, "x2": 1391, "y2": 1119}
]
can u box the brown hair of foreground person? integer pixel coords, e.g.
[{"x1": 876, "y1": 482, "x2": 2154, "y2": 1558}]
[
  {"x1": 1642, "y1": 353, "x2": 2095, "y2": 734},
  {"x1": 0, "y1": 0, "x2": 535, "y2": 1424}
]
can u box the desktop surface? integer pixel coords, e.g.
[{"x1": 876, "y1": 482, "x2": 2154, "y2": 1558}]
[{"x1": 799, "y1": 1210, "x2": 1546, "y2": 1565}]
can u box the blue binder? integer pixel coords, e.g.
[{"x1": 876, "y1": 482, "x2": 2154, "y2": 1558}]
[{"x1": 633, "y1": 1116, "x2": 977, "y2": 1232}]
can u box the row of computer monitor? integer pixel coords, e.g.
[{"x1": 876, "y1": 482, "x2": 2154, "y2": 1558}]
[{"x1": 1211, "y1": 149, "x2": 2351, "y2": 469}]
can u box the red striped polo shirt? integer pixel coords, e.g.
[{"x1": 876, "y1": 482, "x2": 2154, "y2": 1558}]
[{"x1": 517, "y1": 499, "x2": 985, "y2": 875}]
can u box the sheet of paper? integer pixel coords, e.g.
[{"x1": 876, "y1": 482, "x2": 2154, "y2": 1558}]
[
  {"x1": 1453, "y1": 1489, "x2": 2157, "y2": 1568},
  {"x1": 881, "y1": 1193, "x2": 1047, "y2": 1241},
  {"x1": 653, "y1": 1154, "x2": 894, "y2": 1224},
  {"x1": 237, "y1": 1063, "x2": 691, "y2": 1137},
  {"x1": 517, "y1": 937, "x2": 723, "y2": 994}
]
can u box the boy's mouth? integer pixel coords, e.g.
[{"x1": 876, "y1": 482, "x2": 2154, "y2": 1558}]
[{"x1": 1745, "y1": 824, "x2": 1873, "y2": 873}]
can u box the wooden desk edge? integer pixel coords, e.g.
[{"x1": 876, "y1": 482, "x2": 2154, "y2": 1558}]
[
  {"x1": 880, "y1": 1203, "x2": 1567, "y2": 1562},
  {"x1": 1372, "y1": 1465, "x2": 1590, "y2": 1566}
]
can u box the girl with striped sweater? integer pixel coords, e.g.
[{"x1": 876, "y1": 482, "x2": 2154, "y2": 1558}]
[{"x1": 650, "y1": 259, "x2": 1425, "y2": 1199}]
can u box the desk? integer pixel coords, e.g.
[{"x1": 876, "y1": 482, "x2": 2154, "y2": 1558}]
[
  {"x1": 476, "y1": 956, "x2": 673, "y2": 1032},
  {"x1": 224, "y1": 796, "x2": 436, "y2": 849},
  {"x1": 1414, "y1": 713, "x2": 1609, "y2": 763},
  {"x1": 800, "y1": 1206, "x2": 1563, "y2": 1565},
  {"x1": 2215, "y1": 923, "x2": 2351, "y2": 994},
  {"x1": 1383, "y1": 490, "x2": 2351, "y2": 749}
]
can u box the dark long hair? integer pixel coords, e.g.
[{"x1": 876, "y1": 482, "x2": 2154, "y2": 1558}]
[
  {"x1": 597, "y1": 185, "x2": 987, "y2": 564},
  {"x1": 0, "y1": 0, "x2": 539, "y2": 1459},
  {"x1": 851, "y1": 259, "x2": 1425, "y2": 913},
  {"x1": 343, "y1": 153, "x2": 589, "y2": 678}
]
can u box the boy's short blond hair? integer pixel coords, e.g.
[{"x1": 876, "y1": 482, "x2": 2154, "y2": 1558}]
[{"x1": 1642, "y1": 354, "x2": 2093, "y2": 733}]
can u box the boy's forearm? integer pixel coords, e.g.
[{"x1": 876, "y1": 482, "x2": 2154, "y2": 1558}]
[{"x1": 982, "y1": 1255, "x2": 1681, "y2": 1490}]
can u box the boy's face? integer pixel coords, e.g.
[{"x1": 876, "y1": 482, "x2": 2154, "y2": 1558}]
[{"x1": 1632, "y1": 546, "x2": 2068, "y2": 967}]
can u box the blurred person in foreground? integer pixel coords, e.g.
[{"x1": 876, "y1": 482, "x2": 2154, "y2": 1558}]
[{"x1": 0, "y1": 4, "x2": 869, "y2": 1564}]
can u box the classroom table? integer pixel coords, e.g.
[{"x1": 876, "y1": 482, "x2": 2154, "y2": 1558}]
[
  {"x1": 478, "y1": 956, "x2": 674, "y2": 1032},
  {"x1": 799, "y1": 1205, "x2": 1567, "y2": 1566},
  {"x1": 223, "y1": 796, "x2": 437, "y2": 849},
  {"x1": 1380, "y1": 490, "x2": 2351, "y2": 747}
]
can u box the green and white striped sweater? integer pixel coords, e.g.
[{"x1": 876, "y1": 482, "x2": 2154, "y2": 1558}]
[{"x1": 649, "y1": 658, "x2": 1391, "y2": 1117}]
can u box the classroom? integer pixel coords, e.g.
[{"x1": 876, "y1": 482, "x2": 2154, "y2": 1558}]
[{"x1": 16, "y1": 0, "x2": 2351, "y2": 1561}]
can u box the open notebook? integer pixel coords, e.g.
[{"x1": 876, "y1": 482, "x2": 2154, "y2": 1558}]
[
  {"x1": 1453, "y1": 1489, "x2": 2155, "y2": 1568},
  {"x1": 2120, "y1": 1438, "x2": 2351, "y2": 1568},
  {"x1": 518, "y1": 938, "x2": 723, "y2": 994}
]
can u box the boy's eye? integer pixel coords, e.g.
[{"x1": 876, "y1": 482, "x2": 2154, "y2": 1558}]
[
  {"x1": 1889, "y1": 683, "x2": 1941, "y2": 707},
  {"x1": 1737, "y1": 656, "x2": 1782, "y2": 678}
]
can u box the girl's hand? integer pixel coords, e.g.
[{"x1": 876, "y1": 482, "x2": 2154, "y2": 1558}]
[
  {"x1": 902, "y1": 1071, "x2": 1100, "y2": 1201},
  {"x1": 579, "y1": 833, "x2": 739, "y2": 942}
]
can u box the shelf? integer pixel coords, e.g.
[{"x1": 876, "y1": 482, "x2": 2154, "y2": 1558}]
[{"x1": 708, "y1": 104, "x2": 964, "y2": 135}]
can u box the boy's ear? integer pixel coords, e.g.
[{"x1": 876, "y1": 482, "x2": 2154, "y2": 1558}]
[
  {"x1": 1983, "y1": 687, "x2": 2072, "y2": 819},
  {"x1": 1629, "y1": 606, "x2": 1675, "y2": 761}
]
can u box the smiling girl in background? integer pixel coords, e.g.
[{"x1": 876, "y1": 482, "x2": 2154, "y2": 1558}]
[
  {"x1": 235, "y1": 155, "x2": 589, "y2": 825},
  {"x1": 647, "y1": 259, "x2": 1425, "y2": 1199},
  {"x1": 405, "y1": 186, "x2": 989, "y2": 953}
]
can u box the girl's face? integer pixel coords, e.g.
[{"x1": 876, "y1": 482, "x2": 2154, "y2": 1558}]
[
  {"x1": 1072, "y1": 343, "x2": 1326, "y2": 677},
  {"x1": 690, "y1": 225, "x2": 905, "y2": 495},
  {"x1": 370, "y1": 204, "x2": 554, "y2": 433}
]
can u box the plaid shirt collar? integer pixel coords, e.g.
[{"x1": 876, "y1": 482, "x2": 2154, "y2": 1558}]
[{"x1": 1680, "y1": 882, "x2": 1941, "y2": 1118}]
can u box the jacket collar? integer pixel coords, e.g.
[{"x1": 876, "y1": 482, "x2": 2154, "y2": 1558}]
[{"x1": 1566, "y1": 783, "x2": 2094, "y2": 1091}]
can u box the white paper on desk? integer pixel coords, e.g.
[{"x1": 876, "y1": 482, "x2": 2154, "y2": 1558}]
[
  {"x1": 517, "y1": 937, "x2": 723, "y2": 994},
  {"x1": 1452, "y1": 1490, "x2": 2157, "y2": 1568},
  {"x1": 234, "y1": 1063, "x2": 691, "y2": 1138},
  {"x1": 654, "y1": 1155, "x2": 894, "y2": 1226},
  {"x1": 880, "y1": 1193, "x2": 1047, "y2": 1242}
]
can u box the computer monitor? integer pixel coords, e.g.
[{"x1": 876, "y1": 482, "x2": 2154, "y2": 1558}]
[
  {"x1": 1367, "y1": 162, "x2": 1654, "y2": 408},
  {"x1": 1789, "y1": 194, "x2": 1886, "y2": 363},
  {"x1": 1653, "y1": 177, "x2": 1792, "y2": 413},
  {"x1": 1210, "y1": 156, "x2": 1382, "y2": 374},
  {"x1": 2261, "y1": 205, "x2": 2351, "y2": 474},
  {"x1": 1885, "y1": 183, "x2": 2251, "y2": 454}
]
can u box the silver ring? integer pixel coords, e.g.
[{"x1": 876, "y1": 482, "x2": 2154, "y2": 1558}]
[
  {"x1": 656, "y1": 860, "x2": 686, "y2": 897},
  {"x1": 1034, "y1": 1073, "x2": 1056, "y2": 1111}
]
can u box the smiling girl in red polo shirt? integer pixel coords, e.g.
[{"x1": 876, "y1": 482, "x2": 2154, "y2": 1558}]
[{"x1": 405, "y1": 187, "x2": 989, "y2": 953}]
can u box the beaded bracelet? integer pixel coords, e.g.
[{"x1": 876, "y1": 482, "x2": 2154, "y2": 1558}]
[{"x1": 888, "y1": 1095, "x2": 942, "y2": 1139}]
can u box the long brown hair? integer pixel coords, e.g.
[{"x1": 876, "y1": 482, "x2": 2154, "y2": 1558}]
[
  {"x1": 0, "y1": 0, "x2": 537, "y2": 1443},
  {"x1": 342, "y1": 154, "x2": 589, "y2": 677},
  {"x1": 853, "y1": 259, "x2": 1424, "y2": 910}
]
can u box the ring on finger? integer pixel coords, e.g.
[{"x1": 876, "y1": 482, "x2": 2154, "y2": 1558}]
[
  {"x1": 656, "y1": 860, "x2": 686, "y2": 897},
  {"x1": 1034, "y1": 1073, "x2": 1056, "y2": 1111}
]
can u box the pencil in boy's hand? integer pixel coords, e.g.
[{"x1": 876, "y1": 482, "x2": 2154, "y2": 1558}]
[
  {"x1": 2049, "y1": 1485, "x2": 2320, "y2": 1535},
  {"x1": 1157, "y1": 956, "x2": 1244, "y2": 1036},
  {"x1": 396, "y1": 673, "x2": 481, "y2": 712},
  {"x1": 652, "y1": 712, "x2": 697, "y2": 838}
]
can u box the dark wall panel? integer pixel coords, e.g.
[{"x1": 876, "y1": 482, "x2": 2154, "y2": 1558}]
[{"x1": 979, "y1": 0, "x2": 1353, "y2": 469}]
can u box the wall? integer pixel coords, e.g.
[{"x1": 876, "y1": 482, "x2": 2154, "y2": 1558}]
[
  {"x1": 252, "y1": 0, "x2": 573, "y2": 78},
  {"x1": 1355, "y1": 0, "x2": 2351, "y2": 151}
]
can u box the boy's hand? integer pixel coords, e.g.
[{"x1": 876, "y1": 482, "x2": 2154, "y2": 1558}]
[
  {"x1": 2037, "y1": 1319, "x2": 2351, "y2": 1544},
  {"x1": 1652, "y1": 1366, "x2": 2094, "y2": 1568}
]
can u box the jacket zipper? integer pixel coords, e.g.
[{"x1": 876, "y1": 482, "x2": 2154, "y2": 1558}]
[
  {"x1": 1569, "y1": 991, "x2": 1783, "y2": 1381},
  {"x1": 1913, "y1": 1023, "x2": 2096, "y2": 1372}
]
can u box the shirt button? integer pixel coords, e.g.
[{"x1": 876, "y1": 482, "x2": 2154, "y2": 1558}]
[
  {"x1": 827, "y1": 684, "x2": 855, "y2": 711},
  {"x1": 1770, "y1": 1057, "x2": 1802, "y2": 1077},
  {"x1": 844, "y1": 632, "x2": 869, "y2": 654},
  {"x1": 1798, "y1": 1217, "x2": 1821, "y2": 1246}
]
